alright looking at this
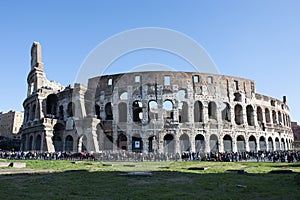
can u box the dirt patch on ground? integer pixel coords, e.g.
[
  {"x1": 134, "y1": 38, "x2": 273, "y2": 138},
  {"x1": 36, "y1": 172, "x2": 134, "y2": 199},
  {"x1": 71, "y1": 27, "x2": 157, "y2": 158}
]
[{"x1": 0, "y1": 168, "x2": 55, "y2": 175}]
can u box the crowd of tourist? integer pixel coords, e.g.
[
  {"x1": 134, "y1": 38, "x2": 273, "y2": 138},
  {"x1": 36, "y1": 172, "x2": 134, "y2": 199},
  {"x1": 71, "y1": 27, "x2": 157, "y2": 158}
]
[{"x1": 0, "y1": 149, "x2": 299, "y2": 163}]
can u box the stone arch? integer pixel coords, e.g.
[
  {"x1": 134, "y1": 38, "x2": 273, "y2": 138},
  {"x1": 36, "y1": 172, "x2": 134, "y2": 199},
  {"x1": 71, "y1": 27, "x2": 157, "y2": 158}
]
[
  {"x1": 117, "y1": 133, "x2": 127, "y2": 150},
  {"x1": 36, "y1": 134, "x2": 41, "y2": 151},
  {"x1": 246, "y1": 105, "x2": 254, "y2": 126},
  {"x1": 163, "y1": 100, "x2": 174, "y2": 120},
  {"x1": 164, "y1": 134, "x2": 175, "y2": 154},
  {"x1": 272, "y1": 110, "x2": 277, "y2": 124},
  {"x1": 234, "y1": 104, "x2": 243, "y2": 125},
  {"x1": 105, "y1": 102, "x2": 113, "y2": 120},
  {"x1": 46, "y1": 94, "x2": 58, "y2": 116},
  {"x1": 221, "y1": 102, "x2": 231, "y2": 122},
  {"x1": 59, "y1": 105, "x2": 64, "y2": 120},
  {"x1": 208, "y1": 101, "x2": 217, "y2": 121},
  {"x1": 257, "y1": 106, "x2": 263, "y2": 124},
  {"x1": 148, "y1": 136, "x2": 156, "y2": 152},
  {"x1": 195, "y1": 134, "x2": 205, "y2": 153},
  {"x1": 178, "y1": 89, "x2": 186, "y2": 99},
  {"x1": 29, "y1": 135, "x2": 34, "y2": 150},
  {"x1": 209, "y1": 134, "x2": 219, "y2": 153},
  {"x1": 283, "y1": 114, "x2": 286, "y2": 126},
  {"x1": 281, "y1": 138, "x2": 285, "y2": 150},
  {"x1": 259, "y1": 136, "x2": 267, "y2": 151},
  {"x1": 53, "y1": 123, "x2": 65, "y2": 152},
  {"x1": 275, "y1": 137, "x2": 280, "y2": 150},
  {"x1": 278, "y1": 111, "x2": 282, "y2": 124},
  {"x1": 132, "y1": 134, "x2": 143, "y2": 153},
  {"x1": 132, "y1": 100, "x2": 142, "y2": 122},
  {"x1": 118, "y1": 102, "x2": 127, "y2": 122},
  {"x1": 95, "y1": 104, "x2": 100, "y2": 119},
  {"x1": 223, "y1": 135, "x2": 232, "y2": 152},
  {"x1": 67, "y1": 102, "x2": 75, "y2": 117},
  {"x1": 179, "y1": 101, "x2": 188, "y2": 123},
  {"x1": 179, "y1": 134, "x2": 190, "y2": 152},
  {"x1": 237, "y1": 135, "x2": 246, "y2": 152},
  {"x1": 148, "y1": 100, "x2": 158, "y2": 121},
  {"x1": 65, "y1": 135, "x2": 74, "y2": 152},
  {"x1": 249, "y1": 135, "x2": 257, "y2": 152},
  {"x1": 265, "y1": 108, "x2": 271, "y2": 123},
  {"x1": 268, "y1": 137, "x2": 274, "y2": 152},
  {"x1": 194, "y1": 101, "x2": 203, "y2": 122},
  {"x1": 31, "y1": 104, "x2": 36, "y2": 120}
]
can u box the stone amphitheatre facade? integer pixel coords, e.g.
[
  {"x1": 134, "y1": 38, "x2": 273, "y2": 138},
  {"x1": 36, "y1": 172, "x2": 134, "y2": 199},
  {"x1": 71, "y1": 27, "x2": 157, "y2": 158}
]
[{"x1": 20, "y1": 42, "x2": 294, "y2": 154}]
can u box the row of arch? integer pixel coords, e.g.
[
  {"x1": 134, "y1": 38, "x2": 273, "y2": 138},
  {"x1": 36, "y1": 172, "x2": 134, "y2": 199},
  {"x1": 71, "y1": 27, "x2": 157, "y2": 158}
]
[
  {"x1": 96, "y1": 100, "x2": 291, "y2": 128},
  {"x1": 26, "y1": 131, "x2": 292, "y2": 153}
]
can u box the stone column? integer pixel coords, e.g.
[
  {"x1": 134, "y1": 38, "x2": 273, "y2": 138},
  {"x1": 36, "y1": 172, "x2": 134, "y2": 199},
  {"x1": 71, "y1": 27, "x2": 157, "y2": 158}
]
[
  {"x1": 219, "y1": 136, "x2": 224, "y2": 152},
  {"x1": 44, "y1": 129, "x2": 55, "y2": 152},
  {"x1": 232, "y1": 137, "x2": 237, "y2": 152},
  {"x1": 175, "y1": 135, "x2": 180, "y2": 154},
  {"x1": 204, "y1": 134, "x2": 210, "y2": 153}
]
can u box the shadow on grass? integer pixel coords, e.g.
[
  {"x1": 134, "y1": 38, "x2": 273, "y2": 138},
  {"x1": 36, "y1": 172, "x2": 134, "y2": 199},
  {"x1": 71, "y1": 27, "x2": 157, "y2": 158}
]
[{"x1": 0, "y1": 169, "x2": 299, "y2": 200}]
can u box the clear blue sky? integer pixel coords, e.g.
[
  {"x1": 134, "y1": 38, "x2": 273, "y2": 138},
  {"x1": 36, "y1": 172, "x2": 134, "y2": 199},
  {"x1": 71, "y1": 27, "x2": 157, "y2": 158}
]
[{"x1": 0, "y1": 1, "x2": 299, "y2": 122}]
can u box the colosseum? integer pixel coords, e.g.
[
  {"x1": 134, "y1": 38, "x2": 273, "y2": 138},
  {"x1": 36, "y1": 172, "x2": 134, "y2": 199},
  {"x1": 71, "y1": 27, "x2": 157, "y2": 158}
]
[{"x1": 20, "y1": 42, "x2": 294, "y2": 154}]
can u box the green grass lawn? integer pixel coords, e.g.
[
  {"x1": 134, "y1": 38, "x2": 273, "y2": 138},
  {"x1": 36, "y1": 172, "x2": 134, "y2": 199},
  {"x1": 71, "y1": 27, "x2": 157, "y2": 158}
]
[{"x1": 0, "y1": 160, "x2": 299, "y2": 199}]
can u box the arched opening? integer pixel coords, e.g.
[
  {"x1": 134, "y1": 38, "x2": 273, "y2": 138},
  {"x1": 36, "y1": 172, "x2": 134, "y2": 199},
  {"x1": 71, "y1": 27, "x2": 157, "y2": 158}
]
[
  {"x1": 117, "y1": 133, "x2": 127, "y2": 150},
  {"x1": 59, "y1": 105, "x2": 64, "y2": 120},
  {"x1": 105, "y1": 102, "x2": 113, "y2": 120},
  {"x1": 283, "y1": 114, "x2": 286, "y2": 126},
  {"x1": 148, "y1": 136, "x2": 156, "y2": 152},
  {"x1": 249, "y1": 135, "x2": 257, "y2": 152},
  {"x1": 46, "y1": 94, "x2": 58, "y2": 116},
  {"x1": 132, "y1": 135, "x2": 143, "y2": 153},
  {"x1": 275, "y1": 137, "x2": 280, "y2": 150},
  {"x1": 237, "y1": 135, "x2": 246, "y2": 152},
  {"x1": 234, "y1": 104, "x2": 243, "y2": 125},
  {"x1": 148, "y1": 100, "x2": 158, "y2": 121},
  {"x1": 163, "y1": 100, "x2": 174, "y2": 120},
  {"x1": 67, "y1": 102, "x2": 75, "y2": 117},
  {"x1": 132, "y1": 100, "x2": 142, "y2": 122},
  {"x1": 268, "y1": 137, "x2": 273, "y2": 152},
  {"x1": 278, "y1": 111, "x2": 282, "y2": 125},
  {"x1": 118, "y1": 102, "x2": 127, "y2": 122},
  {"x1": 257, "y1": 106, "x2": 263, "y2": 124},
  {"x1": 221, "y1": 103, "x2": 231, "y2": 122},
  {"x1": 281, "y1": 138, "x2": 285, "y2": 150},
  {"x1": 164, "y1": 134, "x2": 175, "y2": 154},
  {"x1": 209, "y1": 135, "x2": 219, "y2": 153},
  {"x1": 95, "y1": 104, "x2": 100, "y2": 119},
  {"x1": 265, "y1": 108, "x2": 271, "y2": 123},
  {"x1": 31, "y1": 104, "x2": 36, "y2": 120},
  {"x1": 53, "y1": 123, "x2": 64, "y2": 152},
  {"x1": 223, "y1": 135, "x2": 232, "y2": 152},
  {"x1": 272, "y1": 110, "x2": 277, "y2": 124},
  {"x1": 179, "y1": 134, "x2": 190, "y2": 152},
  {"x1": 178, "y1": 89, "x2": 186, "y2": 99},
  {"x1": 65, "y1": 135, "x2": 74, "y2": 152},
  {"x1": 208, "y1": 102, "x2": 217, "y2": 121},
  {"x1": 259, "y1": 136, "x2": 267, "y2": 151},
  {"x1": 103, "y1": 132, "x2": 113, "y2": 150},
  {"x1": 233, "y1": 92, "x2": 242, "y2": 102},
  {"x1": 246, "y1": 105, "x2": 254, "y2": 126},
  {"x1": 223, "y1": 135, "x2": 233, "y2": 152},
  {"x1": 29, "y1": 135, "x2": 33, "y2": 150},
  {"x1": 194, "y1": 101, "x2": 203, "y2": 122},
  {"x1": 36, "y1": 135, "x2": 41, "y2": 151},
  {"x1": 178, "y1": 102, "x2": 188, "y2": 123},
  {"x1": 195, "y1": 134, "x2": 205, "y2": 153}
]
